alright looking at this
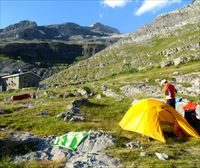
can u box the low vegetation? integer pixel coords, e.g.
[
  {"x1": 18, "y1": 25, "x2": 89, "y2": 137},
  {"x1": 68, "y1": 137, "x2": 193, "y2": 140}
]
[
  {"x1": 0, "y1": 60, "x2": 200, "y2": 167},
  {"x1": 45, "y1": 23, "x2": 200, "y2": 85}
]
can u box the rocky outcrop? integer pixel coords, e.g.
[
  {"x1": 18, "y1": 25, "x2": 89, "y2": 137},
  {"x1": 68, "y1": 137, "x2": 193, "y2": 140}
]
[
  {"x1": 120, "y1": 83, "x2": 161, "y2": 98},
  {"x1": 102, "y1": 88, "x2": 124, "y2": 101},
  {"x1": 126, "y1": 1, "x2": 200, "y2": 43},
  {"x1": 173, "y1": 72, "x2": 200, "y2": 96},
  {"x1": 0, "y1": 41, "x2": 108, "y2": 79},
  {"x1": 0, "y1": 129, "x2": 120, "y2": 167}
]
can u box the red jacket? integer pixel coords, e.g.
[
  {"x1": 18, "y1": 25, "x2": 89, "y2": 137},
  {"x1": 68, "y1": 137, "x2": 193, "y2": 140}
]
[{"x1": 163, "y1": 83, "x2": 177, "y2": 99}]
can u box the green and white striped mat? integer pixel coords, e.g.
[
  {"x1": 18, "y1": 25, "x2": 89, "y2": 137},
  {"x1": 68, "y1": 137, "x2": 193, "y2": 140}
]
[{"x1": 54, "y1": 131, "x2": 89, "y2": 151}]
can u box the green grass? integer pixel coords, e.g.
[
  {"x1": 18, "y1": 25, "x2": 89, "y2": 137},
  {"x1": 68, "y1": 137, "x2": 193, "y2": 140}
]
[
  {"x1": 0, "y1": 77, "x2": 200, "y2": 167},
  {"x1": 108, "y1": 137, "x2": 200, "y2": 168},
  {"x1": 44, "y1": 23, "x2": 200, "y2": 86},
  {"x1": 0, "y1": 157, "x2": 65, "y2": 168},
  {"x1": 1, "y1": 23, "x2": 200, "y2": 167}
]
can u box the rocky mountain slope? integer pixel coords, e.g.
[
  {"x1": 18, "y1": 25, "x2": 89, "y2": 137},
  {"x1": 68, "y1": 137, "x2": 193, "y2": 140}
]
[
  {"x1": 0, "y1": 21, "x2": 122, "y2": 79},
  {"x1": 45, "y1": 0, "x2": 200, "y2": 85},
  {"x1": 0, "y1": 21, "x2": 120, "y2": 40}
]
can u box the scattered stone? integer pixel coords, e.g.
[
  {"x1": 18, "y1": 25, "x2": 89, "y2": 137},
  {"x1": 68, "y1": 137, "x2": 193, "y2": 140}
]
[
  {"x1": 101, "y1": 85, "x2": 107, "y2": 91},
  {"x1": 63, "y1": 93, "x2": 76, "y2": 98},
  {"x1": 174, "y1": 72, "x2": 200, "y2": 97},
  {"x1": 65, "y1": 131, "x2": 121, "y2": 168},
  {"x1": 126, "y1": 141, "x2": 140, "y2": 148},
  {"x1": 76, "y1": 88, "x2": 87, "y2": 96},
  {"x1": 76, "y1": 88, "x2": 96, "y2": 97},
  {"x1": 56, "y1": 112, "x2": 66, "y2": 118},
  {"x1": 155, "y1": 152, "x2": 169, "y2": 160},
  {"x1": 173, "y1": 57, "x2": 187, "y2": 65},
  {"x1": 103, "y1": 89, "x2": 124, "y2": 101},
  {"x1": 140, "y1": 152, "x2": 146, "y2": 157},
  {"x1": 172, "y1": 71, "x2": 179, "y2": 75},
  {"x1": 67, "y1": 104, "x2": 80, "y2": 113},
  {"x1": 72, "y1": 98, "x2": 89, "y2": 105},
  {"x1": 65, "y1": 153, "x2": 120, "y2": 168},
  {"x1": 160, "y1": 60, "x2": 173, "y2": 68},
  {"x1": 96, "y1": 94, "x2": 102, "y2": 99},
  {"x1": 121, "y1": 83, "x2": 161, "y2": 98},
  {"x1": 57, "y1": 103, "x2": 85, "y2": 122},
  {"x1": 0, "y1": 109, "x2": 5, "y2": 114},
  {"x1": 37, "y1": 111, "x2": 49, "y2": 116},
  {"x1": 5, "y1": 130, "x2": 121, "y2": 167}
]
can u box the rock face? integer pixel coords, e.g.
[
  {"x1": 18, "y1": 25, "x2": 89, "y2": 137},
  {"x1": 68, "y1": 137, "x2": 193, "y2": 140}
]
[
  {"x1": 0, "y1": 41, "x2": 108, "y2": 79},
  {"x1": 0, "y1": 42, "x2": 83, "y2": 59},
  {"x1": 173, "y1": 72, "x2": 200, "y2": 97},
  {"x1": 127, "y1": 1, "x2": 200, "y2": 43},
  {"x1": 120, "y1": 83, "x2": 161, "y2": 98},
  {"x1": 1, "y1": 130, "x2": 120, "y2": 167},
  {"x1": 65, "y1": 131, "x2": 120, "y2": 168},
  {"x1": 0, "y1": 20, "x2": 120, "y2": 40}
]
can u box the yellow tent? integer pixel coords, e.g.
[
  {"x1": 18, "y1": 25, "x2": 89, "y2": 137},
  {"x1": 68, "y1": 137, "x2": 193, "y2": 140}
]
[{"x1": 119, "y1": 99, "x2": 200, "y2": 143}]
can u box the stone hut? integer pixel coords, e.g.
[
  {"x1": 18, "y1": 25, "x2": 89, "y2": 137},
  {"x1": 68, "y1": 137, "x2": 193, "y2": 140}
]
[{"x1": 1, "y1": 72, "x2": 41, "y2": 91}]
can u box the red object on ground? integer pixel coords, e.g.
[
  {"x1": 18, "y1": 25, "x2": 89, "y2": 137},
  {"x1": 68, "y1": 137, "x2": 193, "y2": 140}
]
[
  {"x1": 11, "y1": 94, "x2": 31, "y2": 101},
  {"x1": 183, "y1": 102, "x2": 197, "y2": 111}
]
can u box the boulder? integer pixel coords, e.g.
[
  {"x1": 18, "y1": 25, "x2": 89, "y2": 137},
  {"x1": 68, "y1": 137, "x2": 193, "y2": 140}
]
[
  {"x1": 103, "y1": 89, "x2": 124, "y2": 101},
  {"x1": 155, "y1": 152, "x2": 169, "y2": 160},
  {"x1": 120, "y1": 83, "x2": 161, "y2": 98},
  {"x1": 76, "y1": 88, "x2": 87, "y2": 96},
  {"x1": 173, "y1": 57, "x2": 187, "y2": 65},
  {"x1": 160, "y1": 60, "x2": 173, "y2": 68},
  {"x1": 72, "y1": 98, "x2": 89, "y2": 105},
  {"x1": 51, "y1": 146, "x2": 70, "y2": 161}
]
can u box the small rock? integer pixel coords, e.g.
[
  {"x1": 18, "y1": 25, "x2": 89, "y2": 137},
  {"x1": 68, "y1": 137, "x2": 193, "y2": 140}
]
[
  {"x1": 103, "y1": 89, "x2": 124, "y2": 101},
  {"x1": 76, "y1": 88, "x2": 87, "y2": 96},
  {"x1": 67, "y1": 104, "x2": 80, "y2": 113},
  {"x1": 96, "y1": 94, "x2": 102, "y2": 99},
  {"x1": 101, "y1": 85, "x2": 107, "y2": 91},
  {"x1": 172, "y1": 71, "x2": 179, "y2": 75},
  {"x1": 37, "y1": 111, "x2": 49, "y2": 116},
  {"x1": 51, "y1": 146, "x2": 67, "y2": 161},
  {"x1": 56, "y1": 112, "x2": 66, "y2": 118},
  {"x1": 0, "y1": 109, "x2": 5, "y2": 114},
  {"x1": 63, "y1": 93, "x2": 75, "y2": 98},
  {"x1": 160, "y1": 60, "x2": 173, "y2": 68},
  {"x1": 126, "y1": 141, "x2": 140, "y2": 148},
  {"x1": 173, "y1": 57, "x2": 187, "y2": 66},
  {"x1": 140, "y1": 152, "x2": 146, "y2": 157},
  {"x1": 155, "y1": 152, "x2": 169, "y2": 160},
  {"x1": 73, "y1": 98, "x2": 89, "y2": 105}
]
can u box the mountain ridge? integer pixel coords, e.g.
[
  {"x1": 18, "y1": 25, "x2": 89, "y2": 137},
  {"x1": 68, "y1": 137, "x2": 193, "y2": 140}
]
[{"x1": 0, "y1": 21, "x2": 120, "y2": 40}]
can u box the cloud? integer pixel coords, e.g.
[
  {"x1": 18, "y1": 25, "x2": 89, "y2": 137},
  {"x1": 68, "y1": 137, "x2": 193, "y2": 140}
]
[
  {"x1": 102, "y1": 0, "x2": 130, "y2": 8},
  {"x1": 135, "y1": 0, "x2": 181, "y2": 16}
]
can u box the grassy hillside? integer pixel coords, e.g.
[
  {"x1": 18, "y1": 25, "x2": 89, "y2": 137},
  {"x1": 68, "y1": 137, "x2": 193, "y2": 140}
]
[
  {"x1": 0, "y1": 61, "x2": 200, "y2": 167},
  {"x1": 45, "y1": 23, "x2": 200, "y2": 86}
]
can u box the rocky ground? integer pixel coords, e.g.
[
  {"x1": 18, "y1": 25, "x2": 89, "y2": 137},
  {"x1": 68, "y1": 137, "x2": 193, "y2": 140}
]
[{"x1": 0, "y1": 129, "x2": 120, "y2": 168}]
